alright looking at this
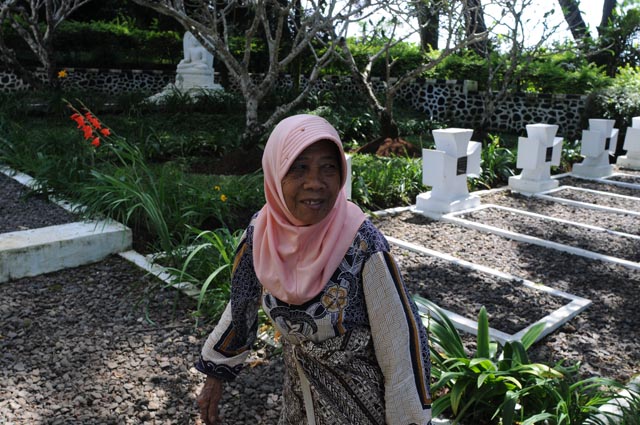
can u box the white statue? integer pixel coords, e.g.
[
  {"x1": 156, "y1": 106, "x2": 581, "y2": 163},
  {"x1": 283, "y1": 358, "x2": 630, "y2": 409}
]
[
  {"x1": 177, "y1": 32, "x2": 214, "y2": 72},
  {"x1": 146, "y1": 31, "x2": 222, "y2": 104}
]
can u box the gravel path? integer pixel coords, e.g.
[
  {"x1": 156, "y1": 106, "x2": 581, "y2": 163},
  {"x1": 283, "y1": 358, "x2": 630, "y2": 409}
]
[
  {"x1": 1, "y1": 168, "x2": 639, "y2": 423},
  {"x1": 0, "y1": 173, "x2": 79, "y2": 233}
]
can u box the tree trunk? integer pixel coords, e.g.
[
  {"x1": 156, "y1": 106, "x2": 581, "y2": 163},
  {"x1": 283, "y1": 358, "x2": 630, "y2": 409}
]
[
  {"x1": 598, "y1": 0, "x2": 616, "y2": 36},
  {"x1": 557, "y1": 0, "x2": 592, "y2": 43},
  {"x1": 463, "y1": 0, "x2": 488, "y2": 56},
  {"x1": 378, "y1": 109, "x2": 399, "y2": 140},
  {"x1": 415, "y1": 0, "x2": 439, "y2": 51}
]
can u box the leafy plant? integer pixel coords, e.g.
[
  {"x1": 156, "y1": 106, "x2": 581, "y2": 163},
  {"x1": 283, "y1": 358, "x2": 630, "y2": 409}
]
[
  {"x1": 471, "y1": 134, "x2": 516, "y2": 191},
  {"x1": 417, "y1": 296, "x2": 636, "y2": 424},
  {"x1": 167, "y1": 226, "x2": 243, "y2": 322},
  {"x1": 351, "y1": 153, "x2": 425, "y2": 210}
]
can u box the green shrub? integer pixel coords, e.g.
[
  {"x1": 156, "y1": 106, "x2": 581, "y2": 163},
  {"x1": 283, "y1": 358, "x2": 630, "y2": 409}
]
[
  {"x1": 53, "y1": 20, "x2": 182, "y2": 69},
  {"x1": 524, "y1": 49, "x2": 611, "y2": 95},
  {"x1": 470, "y1": 134, "x2": 516, "y2": 191},
  {"x1": 168, "y1": 226, "x2": 243, "y2": 322},
  {"x1": 351, "y1": 154, "x2": 425, "y2": 211},
  {"x1": 587, "y1": 65, "x2": 640, "y2": 126},
  {"x1": 417, "y1": 297, "x2": 636, "y2": 425}
]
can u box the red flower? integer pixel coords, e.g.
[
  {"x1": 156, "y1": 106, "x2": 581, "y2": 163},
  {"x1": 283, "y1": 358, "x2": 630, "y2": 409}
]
[
  {"x1": 91, "y1": 138, "x2": 101, "y2": 148},
  {"x1": 71, "y1": 113, "x2": 85, "y2": 128},
  {"x1": 84, "y1": 112, "x2": 102, "y2": 129},
  {"x1": 82, "y1": 125, "x2": 93, "y2": 140},
  {"x1": 100, "y1": 128, "x2": 111, "y2": 137}
]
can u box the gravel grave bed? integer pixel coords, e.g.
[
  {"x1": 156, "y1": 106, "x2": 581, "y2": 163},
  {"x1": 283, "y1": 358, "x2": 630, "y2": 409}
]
[
  {"x1": 393, "y1": 249, "x2": 568, "y2": 334},
  {"x1": 0, "y1": 173, "x2": 79, "y2": 233},
  {"x1": 481, "y1": 189, "x2": 640, "y2": 236},
  {"x1": 557, "y1": 175, "x2": 640, "y2": 198},
  {"x1": 373, "y1": 211, "x2": 640, "y2": 383},
  {"x1": 456, "y1": 205, "x2": 640, "y2": 262},
  {"x1": 605, "y1": 174, "x2": 640, "y2": 184}
]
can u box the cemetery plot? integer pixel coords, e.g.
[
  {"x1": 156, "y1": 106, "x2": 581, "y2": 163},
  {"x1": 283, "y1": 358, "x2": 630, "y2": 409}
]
[
  {"x1": 480, "y1": 189, "x2": 639, "y2": 236},
  {"x1": 557, "y1": 176, "x2": 640, "y2": 197},
  {"x1": 539, "y1": 186, "x2": 640, "y2": 214},
  {"x1": 602, "y1": 173, "x2": 640, "y2": 185},
  {"x1": 372, "y1": 211, "x2": 640, "y2": 382},
  {"x1": 391, "y1": 243, "x2": 590, "y2": 344},
  {"x1": 0, "y1": 171, "x2": 78, "y2": 233},
  {"x1": 450, "y1": 204, "x2": 640, "y2": 264}
]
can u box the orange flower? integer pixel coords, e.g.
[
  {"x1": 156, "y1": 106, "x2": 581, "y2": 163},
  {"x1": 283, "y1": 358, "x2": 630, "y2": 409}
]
[
  {"x1": 71, "y1": 113, "x2": 85, "y2": 128},
  {"x1": 91, "y1": 138, "x2": 100, "y2": 148},
  {"x1": 100, "y1": 128, "x2": 111, "y2": 137},
  {"x1": 84, "y1": 113, "x2": 102, "y2": 129},
  {"x1": 57, "y1": 69, "x2": 67, "y2": 78},
  {"x1": 82, "y1": 125, "x2": 93, "y2": 140}
]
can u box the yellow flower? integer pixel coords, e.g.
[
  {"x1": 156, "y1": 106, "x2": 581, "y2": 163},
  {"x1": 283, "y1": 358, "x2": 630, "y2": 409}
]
[
  {"x1": 57, "y1": 69, "x2": 67, "y2": 78},
  {"x1": 214, "y1": 185, "x2": 221, "y2": 191},
  {"x1": 220, "y1": 194, "x2": 228, "y2": 202}
]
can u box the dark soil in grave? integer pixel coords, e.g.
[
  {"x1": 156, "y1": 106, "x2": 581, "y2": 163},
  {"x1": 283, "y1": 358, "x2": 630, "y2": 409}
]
[
  {"x1": 557, "y1": 176, "x2": 640, "y2": 198},
  {"x1": 606, "y1": 174, "x2": 640, "y2": 184},
  {"x1": 394, "y1": 249, "x2": 569, "y2": 334},
  {"x1": 457, "y1": 205, "x2": 640, "y2": 262},
  {"x1": 0, "y1": 173, "x2": 80, "y2": 233}
]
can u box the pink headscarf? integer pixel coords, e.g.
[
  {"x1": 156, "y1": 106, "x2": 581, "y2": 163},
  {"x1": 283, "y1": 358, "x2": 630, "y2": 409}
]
[{"x1": 252, "y1": 114, "x2": 366, "y2": 305}]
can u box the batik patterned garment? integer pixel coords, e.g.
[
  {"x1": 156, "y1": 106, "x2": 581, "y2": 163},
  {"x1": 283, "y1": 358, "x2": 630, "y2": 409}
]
[{"x1": 196, "y1": 219, "x2": 432, "y2": 424}]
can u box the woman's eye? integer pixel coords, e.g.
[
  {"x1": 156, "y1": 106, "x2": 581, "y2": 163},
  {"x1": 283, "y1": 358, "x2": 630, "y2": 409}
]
[{"x1": 287, "y1": 163, "x2": 306, "y2": 175}]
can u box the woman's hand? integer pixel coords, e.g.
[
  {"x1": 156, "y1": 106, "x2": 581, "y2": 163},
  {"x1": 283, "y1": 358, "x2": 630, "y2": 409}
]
[{"x1": 197, "y1": 376, "x2": 223, "y2": 425}]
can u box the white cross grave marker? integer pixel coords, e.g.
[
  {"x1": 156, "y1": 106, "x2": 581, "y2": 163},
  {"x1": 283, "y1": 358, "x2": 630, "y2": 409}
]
[
  {"x1": 616, "y1": 116, "x2": 640, "y2": 170},
  {"x1": 572, "y1": 119, "x2": 619, "y2": 178},
  {"x1": 414, "y1": 128, "x2": 481, "y2": 216},
  {"x1": 509, "y1": 123, "x2": 563, "y2": 194}
]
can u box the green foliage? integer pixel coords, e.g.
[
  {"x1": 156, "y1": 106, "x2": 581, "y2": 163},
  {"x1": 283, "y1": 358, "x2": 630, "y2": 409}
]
[
  {"x1": 588, "y1": 65, "x2": 640, "y2": 126},
  {"x1": 424, "y1": 50, "x2": 489, "y2": 85},
  {"x1": 0, "y1": 117, "x2": 93, "y2": 197},
  {"x1": 304, "y1": 99, "x2": 379, "y2": 150},
  {"x1": 53, "y1": 20, "x2": 182, "y2": 69},
  {"x1": 168, "y1": 226, "x2": 243, "y2": 322},
  {"x1": 417, "y1": 297, "x2": 636, "y2": 425},
  {"x1": 470, "y1": 134, "x2": 516, "y2": 191},
  {"x1": 524, "y1": 49, "x2": 611, "y2": 94},
  {"x1": 323, "y1": 37, "x2": 426, "y2": 77},
  {"x1": 351, "y1": 154, "x2": 425, "y2": 211},
  {"x1": 558, "y1": 138, "x2": 582, "y2": 173}
]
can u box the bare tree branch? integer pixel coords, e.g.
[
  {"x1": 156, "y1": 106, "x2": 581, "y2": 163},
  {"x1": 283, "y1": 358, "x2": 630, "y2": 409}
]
[
  {"x1": 132, "y1": 0, "x2": 376, "y2": 143},
  {"x1": 0, "y1": 0, "x2": 95, "y2": 89}
]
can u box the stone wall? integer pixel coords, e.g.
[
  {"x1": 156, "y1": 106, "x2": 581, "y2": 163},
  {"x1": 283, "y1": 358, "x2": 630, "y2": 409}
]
[{"x1": 0, "y1": 67, "x2": 586, "y2": 138}]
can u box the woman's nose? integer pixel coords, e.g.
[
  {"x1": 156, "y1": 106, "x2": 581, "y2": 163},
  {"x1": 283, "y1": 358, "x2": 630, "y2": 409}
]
[{"x1": 302, "y1": 167, "x2": 324, "y2": 189}]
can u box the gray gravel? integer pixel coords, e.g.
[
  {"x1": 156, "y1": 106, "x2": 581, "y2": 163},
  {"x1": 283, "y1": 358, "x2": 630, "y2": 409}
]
[
  {"x1": 1, "y1": 168, "x2": 639, "y2": 423},
  {"x1": 0, "y1": 173, "x2": 79, "y2": 233},
  {"x1": 0, "y1": 256, "x2": 284, "y2": 424}
]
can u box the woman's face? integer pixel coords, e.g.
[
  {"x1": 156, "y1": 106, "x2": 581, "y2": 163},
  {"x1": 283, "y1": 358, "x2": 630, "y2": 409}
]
[{"x1": 281, "y1": 139, "x2": 342, "y2": 226}]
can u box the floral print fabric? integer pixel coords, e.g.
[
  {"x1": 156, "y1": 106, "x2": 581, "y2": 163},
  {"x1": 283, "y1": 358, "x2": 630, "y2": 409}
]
[{"x1": 196, "y1": 219, "x2": 432, "y2": 424}]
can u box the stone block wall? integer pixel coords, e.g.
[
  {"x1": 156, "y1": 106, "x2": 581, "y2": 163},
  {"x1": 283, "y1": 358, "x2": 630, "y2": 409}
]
[{"x1": 0, "y1": 67, "x2": 586, "y2": 138}]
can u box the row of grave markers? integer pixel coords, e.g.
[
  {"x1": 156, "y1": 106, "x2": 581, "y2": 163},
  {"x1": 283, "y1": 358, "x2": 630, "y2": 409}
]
[{"x1": 344, "y1": 116, "x2": 640, "y2": 216}]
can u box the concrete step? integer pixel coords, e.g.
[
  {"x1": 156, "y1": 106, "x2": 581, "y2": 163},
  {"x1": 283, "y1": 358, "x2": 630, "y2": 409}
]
[{"x1": 0, "y1": 220, "x2": 131, "y2": 283}]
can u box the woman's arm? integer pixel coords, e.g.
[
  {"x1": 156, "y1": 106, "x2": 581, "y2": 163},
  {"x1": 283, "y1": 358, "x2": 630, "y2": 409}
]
[{"x1": 362, "y1": 250, "x2": 432, "y2": 425}]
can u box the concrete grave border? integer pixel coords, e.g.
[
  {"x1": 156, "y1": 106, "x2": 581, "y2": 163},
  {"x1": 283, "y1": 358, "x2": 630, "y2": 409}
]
[
  {"x1": 385, "y1": 235, "x2": 591, "y2": 346},
  {"x1": 534, "y1": 185, "x2": 640, "y2": 217}
]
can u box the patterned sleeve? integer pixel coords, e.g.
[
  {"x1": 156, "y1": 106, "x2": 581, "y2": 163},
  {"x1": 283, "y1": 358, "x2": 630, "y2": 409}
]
[
  {"x1": 194, "y1": 227, "x2": 263, "y2": 381},
  {"x1": 362, "y1": 249, "x2": 433, "y2": 424}
]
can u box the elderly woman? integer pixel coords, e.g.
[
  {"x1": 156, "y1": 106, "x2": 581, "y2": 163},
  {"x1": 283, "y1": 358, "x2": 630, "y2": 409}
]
[{"x1": 196, "y1": 114, "x2": 432, "y2": 425}]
